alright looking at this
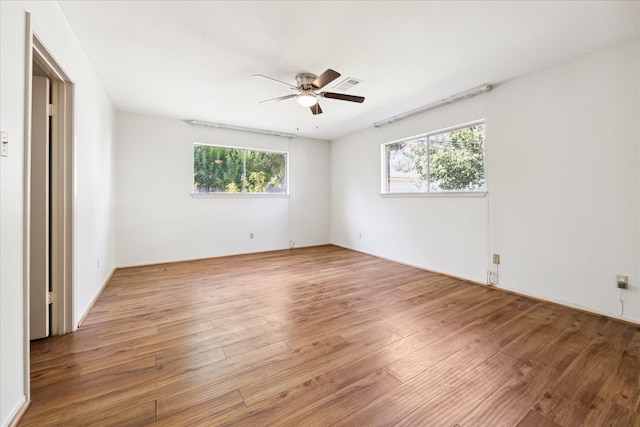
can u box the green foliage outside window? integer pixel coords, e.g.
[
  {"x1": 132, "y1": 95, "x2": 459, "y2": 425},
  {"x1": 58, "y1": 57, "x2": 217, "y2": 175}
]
[
  {"x1": 386, "y1": 123, "x2": 485, "y2": 192},
  {"x1": 428, "y1": 124, "x2": 485, "y2": 191},
  {"x1": 193, "y1": 145, "x2": 287, "y2": 194}
]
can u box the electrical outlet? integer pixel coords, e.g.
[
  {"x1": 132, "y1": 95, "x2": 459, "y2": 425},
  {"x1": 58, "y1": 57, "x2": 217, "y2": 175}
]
[
  {"x1": 249, "y1": 232, "x2": 254, "y2": 239},
  {"x1": 617, "y1": 275, "x2": 628, "y2": 289},
  {"x1": 96, "y1": 258, "x2": 100, "y2": 269},
  {"x1": 358, "y1": 232, "x2": 362, "y2": 239},
  {"x1": 492, "y1": 254, "x2": 500, "y2": 265}
]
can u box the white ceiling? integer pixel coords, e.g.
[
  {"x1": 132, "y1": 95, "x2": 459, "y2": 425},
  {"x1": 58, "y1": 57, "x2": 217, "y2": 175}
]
[{"x1": 57, "y1": 1, "x2": 639, "y2": 140}]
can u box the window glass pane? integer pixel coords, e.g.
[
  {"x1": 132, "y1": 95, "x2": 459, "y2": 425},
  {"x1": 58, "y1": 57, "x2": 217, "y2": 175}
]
[
  {"x1": 386, "y1": 140, "x2": 428, "y2": 192},
  {"x1": 428, "y1": 124, "x2": 485, "y2": 191},
  {"x1": 383, "y1": 122, "x2": 485, "y2": 194},
  {"x1": 193, "y1": 145, "x2": 243, "y2": 193},
  {"x1": 245, "y1": 150, "x2": 287, "y2": 193},
  {"x1": 193, "y1": 145, "x2": 287, "y2": 194}
]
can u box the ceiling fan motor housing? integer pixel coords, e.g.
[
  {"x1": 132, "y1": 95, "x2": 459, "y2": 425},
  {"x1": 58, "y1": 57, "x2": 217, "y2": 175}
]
[{"x1": 296, "y1": 73, "x2": 317, "y2": 90}]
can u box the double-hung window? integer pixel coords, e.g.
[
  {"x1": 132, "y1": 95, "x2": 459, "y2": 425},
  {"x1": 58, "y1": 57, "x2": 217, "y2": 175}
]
[
  {"x1": 382, "y1": 122, "x2": 485, "y2": 194},
  {"x1": 193, "y1": 144, "x2": 288, "y2": 194}
]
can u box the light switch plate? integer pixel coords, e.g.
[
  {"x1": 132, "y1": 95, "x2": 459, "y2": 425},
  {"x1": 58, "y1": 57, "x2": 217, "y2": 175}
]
[{"x1": 1, "y1": 131, "x2": 8, "y2": 157}]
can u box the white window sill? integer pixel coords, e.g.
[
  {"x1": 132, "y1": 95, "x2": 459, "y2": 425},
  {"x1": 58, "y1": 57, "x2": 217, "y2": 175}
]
[
  {"x1": 380, "y1": 191, "x2": 486, "y2": 198},
  {"x1": 191, "y1": 192, "x2": 289, "y2": 199}
]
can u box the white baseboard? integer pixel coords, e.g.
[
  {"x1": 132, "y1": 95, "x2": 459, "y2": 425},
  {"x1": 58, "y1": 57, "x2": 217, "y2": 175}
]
[
  {"x1": 5, "y1": 396, "x2": 28, "y2": 427},
  {"x1": 76, "y1": 268, "x2": 115, "y2": 329}
]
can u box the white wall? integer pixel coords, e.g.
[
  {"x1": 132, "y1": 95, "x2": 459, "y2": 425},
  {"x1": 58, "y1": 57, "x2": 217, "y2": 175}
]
[
  {"x1": 116, "y1": 112, "x2": 330, "y2": 267},
  {"x1": 332, "y1": 37, "x2": 640, "y2": 323},
  {"x1": 0, "y1": 3, "x2": 29, "y2": 425},
  {"x1": 331, "y1": 98, "x2": 489, "y2": 282},
  {"x1": 488, "y1": 37, "x2": 639, "y2": 322},
  {"x1": 0, "y1": 2, "x2": 116, "y2": 426},
  {"x1": 74, "y1": 72, "x2": 117, "y2": 323}
]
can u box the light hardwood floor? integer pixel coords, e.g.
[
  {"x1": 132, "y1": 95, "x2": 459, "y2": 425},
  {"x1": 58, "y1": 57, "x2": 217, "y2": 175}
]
[{"x1": 20, "y1": 245, "x2": 639, "y2": 426}]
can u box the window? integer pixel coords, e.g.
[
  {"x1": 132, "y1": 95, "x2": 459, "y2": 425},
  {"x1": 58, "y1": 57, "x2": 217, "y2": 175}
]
[
  {"x1": 383, "y1": 122, "x2": 485, "y2": 193},
  {"x1": 193, "y1": 144, "x2": 287, "y2": 194}
]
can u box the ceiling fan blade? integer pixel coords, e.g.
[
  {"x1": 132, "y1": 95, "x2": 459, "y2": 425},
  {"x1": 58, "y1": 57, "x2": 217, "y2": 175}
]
[
  {"x1": 312, "y1": 69, "x2": 340, "y2": 89},
  {"x1": 320, "y1": 92, "x2": 365, "y2": 103},
  {"x1": 253, "y1": 74, "x2": 298, "y2": 90},
  {"x1": 310, "y1": 103, "x2": 323, "y2": 115},
  {"x1": 259, "y1": 94, "x2": 297, "y2": 104}
]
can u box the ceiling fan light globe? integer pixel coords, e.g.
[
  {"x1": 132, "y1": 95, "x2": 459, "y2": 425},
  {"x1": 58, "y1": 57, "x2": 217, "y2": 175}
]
[{"x1": 297, "y1": 92, "x2": 317, "y2": 107}]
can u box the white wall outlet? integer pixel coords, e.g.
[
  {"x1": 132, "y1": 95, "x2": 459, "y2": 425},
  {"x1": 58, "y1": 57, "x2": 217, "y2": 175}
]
[
  {"x1": 492, "y1": 253, "x2": 500, "y2": 265},
  {"x1": 249, "y1": 232, "x2": 254, "y2": 239},
  {"x1": 97, "y1": 258, "x2": 100, "y2": 269},
  {"x1": 1, "y1": 131, "x2": 8, "y2": 157},
  {"x1": 617, "y1": 275, "x2": 628, "y2": 289}
]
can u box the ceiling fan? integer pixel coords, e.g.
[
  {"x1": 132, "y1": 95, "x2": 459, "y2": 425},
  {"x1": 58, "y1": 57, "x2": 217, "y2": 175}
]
[{"x1": 253, "y1": 68, "x2": 365, "y2": 115}]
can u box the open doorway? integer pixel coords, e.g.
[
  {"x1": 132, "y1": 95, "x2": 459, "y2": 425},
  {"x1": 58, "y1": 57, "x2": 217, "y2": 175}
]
[
  {"x1": 28, "y1": 34, "x2": 74, "y2": 339},
  {"x1": 23, "y1": 23, "x2": 75, "y2": 399}
]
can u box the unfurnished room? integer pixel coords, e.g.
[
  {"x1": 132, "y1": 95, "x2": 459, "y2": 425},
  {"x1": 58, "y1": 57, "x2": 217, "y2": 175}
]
[{"x1": 1, "y1": 1, "x2": 639, "y2": 426}]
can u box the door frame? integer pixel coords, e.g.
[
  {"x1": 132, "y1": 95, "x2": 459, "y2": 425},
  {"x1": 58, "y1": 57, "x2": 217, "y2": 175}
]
[{"x1": 23, "y1": 12, "x2": 75, "y2": 400}]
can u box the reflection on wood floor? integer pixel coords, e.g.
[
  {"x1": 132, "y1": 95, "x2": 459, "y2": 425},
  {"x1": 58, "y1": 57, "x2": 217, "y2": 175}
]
[{"x1": 21, "y1": 245, "x2": 639, "y2": 426}]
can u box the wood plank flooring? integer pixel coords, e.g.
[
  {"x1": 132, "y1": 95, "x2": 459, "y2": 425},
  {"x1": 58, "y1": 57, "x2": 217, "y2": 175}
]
[{"x1": 20, "y1": 245, "x2": 640, "y2": 426}]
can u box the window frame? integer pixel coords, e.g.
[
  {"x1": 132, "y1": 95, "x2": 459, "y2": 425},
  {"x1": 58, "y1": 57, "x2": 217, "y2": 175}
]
[
  {"x1": 381, "y1": 120, "x2": 487, "y2": 197},
  {"x1": 191, "y1": 142, "x2": 289, "y2": 197}
]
